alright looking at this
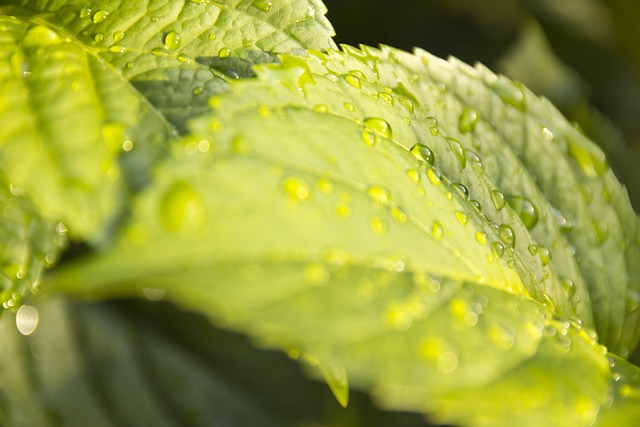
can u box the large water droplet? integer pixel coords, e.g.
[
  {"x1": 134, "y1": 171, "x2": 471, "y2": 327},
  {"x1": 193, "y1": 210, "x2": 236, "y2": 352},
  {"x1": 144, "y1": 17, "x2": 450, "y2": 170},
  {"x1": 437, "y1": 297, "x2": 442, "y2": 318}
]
[
  {"x1": 363, "y1": 118, "x2": 392, "y2": 139},
  {"x1": 458, "y1": 107, "x2": 479, "y2": 133},
  {"x1": 164, "y1": 31, "x2": 181, "y2": 50},
  {"x1": 447, "y1": 137, "x2": 466, "y2": 168},
  {"x1": 283, "y1": 177, "x2": 311, "y2": 201},
  {"x1": 410, "y1": 144, "x2": 435, "y2": 165},
  {"x1": 507, "y1": 196, "x2": 539, "y2": 230},
  {"x1": 160, "y1": 181, "x2": 207, "y2": 232},
  {"x1": 92, "y1": 10, "x2": 110, "y2": 23},
  {"x1": 251, "y1": 0, "x2": 273, "y2": 12},
  {"x1": 218, "y1": 47, "x2": 231, "y2": 58}
]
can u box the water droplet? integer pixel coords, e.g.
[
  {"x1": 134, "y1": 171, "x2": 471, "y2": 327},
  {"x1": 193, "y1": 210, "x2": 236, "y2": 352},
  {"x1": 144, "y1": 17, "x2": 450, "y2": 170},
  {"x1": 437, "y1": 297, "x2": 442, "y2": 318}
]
[
  {"x1": 335, "y1": 203, "x2": 352, "y2": 218},
  {"x1": 453, "y1": 183, "x2": 469, "y2": 199},
  {"x1": 528, "y1": 244, "x2": 538, "y2": 256},
  {"x1": 542, "y1": 127, "x2": 554, "y2": 141},
  {"x1": 113, "y1": 31, "x2": 125, "y2": 42},
  {"x1": 257, "y1": 105, "x2": 272, "y2": 118},
  {"x1": 23, "y1": 25, "x2": 62, "y2": 47},
  {"x1": 108, "y1": 44, "x2": 126, "y2": 53},
  {"x1": 507, "y1": 196, "x2": 539, "y2": 230},
  {"x1": 16, "y1": 305, "x2": 39, "y2": 336},
  {"x1": 493, "y1": 78, "x2": 525, "y2": 110},
  {"x1": 317, "y1": 179, "x2": 333, "y2": 194},
  {"x1": 177, "y1": 54, "x2": 193, "y2": 64},
  {"x1": 566, "y1": 137, "x2": 608, "y2": 178},
  {"x1": 208, "y1": 33, "x2": 216, "y2": 40},
  {"x1": 303, "y1": 263, "x2": 329, "y2": 286},
  {"x1": 342, "y1": 103, "x2": 356, "y2": 113},
  {"x1": 492, "y1": 241, "x2": 505, "y2": 258},
  {"x1": 361, "y1": 129, "x2": 379, "y2": 147},
  {"x1": 399, "y1": 97, "x2": 415, "y2": 115},
  {"x1": 458, "y1": 107, "x2": 479, "y2": 133},
  {"x1": 426, "y1": 169, "x2": 441, "y2": 186},
  {"x1": 370, "y1": 217, "x2": 388, "y2": 234},
  {"x1": 92, "y1": 10, "x2": 110, "y2": 23},
  {"x1": 94, "y1": 33, "x2": 104, "y2": 42},
  {"x1": 80, "y1": 7, "x2": 92, "y2": 18},
  {"x1": 470, "y1": 200, "x2": 481, "y2": 211},
  {"x1": 218, "y1": 47, "x2": 231, "y2": 58},
  {"x1": 490, "y1": 189, "x2": 507, "y2": 210},
  {"x1": 343, "y1": 73, "x2": 361, "y2": 89},
  {"x1": 476, "y1": 231, "x2": 488, "y2": 245},
  {"x1": 489, "y1": 324, "x2": 515, "y2": 350},
  {"x1": 410, "y1": 144, "x2": 435, "y2": 165},
  {"x1": 561, "y1": 277, "x2": 576, "y2": 299},
  {"x1": 160, "y1": 181, "x2": 207, "y2": 232},
  {"x1": 151, "y1": 47, "x2": 170, "y2": 57},
  {"x1": 391, "y1": 206, "x2": 408, "y2": 223},
  {"x1": 499, "y1": 224, "x2": 515, "y2": 247},
  {"x1": 447, "y1": 137, "x2": 466, "y2": 168},
  {"x1": 455, "y1": 211, "x2": 469, "y2": 226},
  {"x1": 377, "y1": 91, "x2": 394, "y2": 105},
  {"x1": 406, "y1": 169, "x2": 421, "y2": 183},
  {"x1": 467, "y1": 150, "x2": 484, "y2": 170},
  {"x1": 251, "y1": 0, "x2": 273, "y2": 12},
  {"x1": 538, "y1": 246, "x2": 552, "y2": 266},
  {"x1": 363, "y1": 118, "x2": 392, "y2": 139},
  {"x1": 593, "y1": 221, "x2": 609, "y2": 245},
  {"x1": 283, "y1": 177, "x2": 311, "y2": 201},
  {"x1": 432, "y1": 221, "x2": 444, "y2": 240},
  {"x1": 164, "y1": 31, "x2": 181, "y2": 50},
  {"x1": 367, "y1": 185, "x2": 391, "y2": 204}
]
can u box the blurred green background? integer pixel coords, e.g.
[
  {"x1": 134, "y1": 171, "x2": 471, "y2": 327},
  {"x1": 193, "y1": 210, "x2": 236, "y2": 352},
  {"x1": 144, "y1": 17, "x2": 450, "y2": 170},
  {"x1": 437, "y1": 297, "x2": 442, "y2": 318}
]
[{"x1": 323, "y1": 0, "x2": 640, "y2": 212}]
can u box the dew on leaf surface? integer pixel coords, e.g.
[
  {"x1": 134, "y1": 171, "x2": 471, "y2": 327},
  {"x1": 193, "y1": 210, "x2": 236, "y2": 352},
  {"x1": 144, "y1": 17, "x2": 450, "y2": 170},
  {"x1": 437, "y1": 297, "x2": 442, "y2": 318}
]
[
  {"x1": 391, "y1": 207, "x2": 408, "y2": 223},
  {"x1": 560, "y1": 277, "x2": 576, "y2": 299},
  {"x1": 406, "y1": 168, "x2": 421, "y2": 183},
  {"x1": 499, "y1": 224, "x2": 515, "y2": 247},
  {"x1": 491, "y1": 241, "x2": 505, "y2": 258},
  {"x1": 453, "y1": 183, "x2": 469, "y2": 199},
  {"x1": 431, "y1": 221, "x2": 444, "y2": 240},
  {"x1": 164, "y1": 31, "x2": 181, "y2": 50},
  {"x1": 507, "y1": 195, "x2": 539, "y2": 230},
  {"x1": 458, "y1": 107, "x2": 479, "y2": 134},
  {"x1": 343, "y1": 103, "x2": 356, "y2": 112},
  {"x1": 410, "y1": 143, "x2": 435, "y2": 165},
  {"x1": 343, "y1": 73, "x2": 361, "y2": 89},
  {"x1": 361, "y1": 129, "x2": 379, "y2": 146},
  {"x1": 537, "y1": 245, "x2": 552, "y2": 266},
  {"x1": 541, "y1": 127, "x2": 554, "y2": 141},
  {"x1": 218, "y1": 47, "x2": 231, "y2": 58},
  {"x1": 363, "y1": 117, "x2": 392, "y2": 139},
  {"x1": 92, "y1": 10, "x2": 110, "y2": 23},
  {"x1": 251, "y1": 0, "x2": 273, "y2": 12},
  {"x1": 377, "y1": 91, "x2": 394, "y2": 105},
  {"x1": 490, "y1": 189, "x2": 507, "y2": 210},
  {"x1": 455, "y1": 211, "x2": 469, "y2": 226},
  {"x1": 426, "y1": 169, "x2": 441, "y2": 186},
  {"x1": 475, "y1": 231, "x2": 488, "y2": 245},
  {"x1": 447, "y1": 137, "x2": 466, "y2": 168}
]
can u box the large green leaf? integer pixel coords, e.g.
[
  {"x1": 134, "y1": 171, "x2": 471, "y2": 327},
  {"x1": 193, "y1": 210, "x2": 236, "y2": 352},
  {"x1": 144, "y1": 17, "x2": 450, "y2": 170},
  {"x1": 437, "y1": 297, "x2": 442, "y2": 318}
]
[{"x1": 50, "y1": 44, "x2": 640, "y2": 425}]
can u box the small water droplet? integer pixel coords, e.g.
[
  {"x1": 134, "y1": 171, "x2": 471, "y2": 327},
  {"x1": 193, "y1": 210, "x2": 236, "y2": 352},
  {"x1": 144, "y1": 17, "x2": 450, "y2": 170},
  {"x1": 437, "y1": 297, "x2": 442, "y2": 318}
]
[
  {"x1": 437, "y1": 351, "x2": 458, "y2": 373},
  {"x1": 367, "y1": 185, "x2": 391, "y2": 204},
  {"x1": 113, "y1": 31, "x2": 125, "y2": 42},
  {"x1": 507, "y1": 196, "x2": 539, "y2": 230},
  {"x1": 343, "y1": 73, "x2": 361, "y2": 89},
  {"x1": 593, "y1": 221, "x2": 609, "y2": 245},
  {"x1": 458, "y1": 107, "x2": 479, "y2": 133},
  {"x1": 469, "y1": 200, "x2": 481, "y2": 211},
  {"x1": 561, "y1": 277, "x2": 576, "y2": 299},
  {"x1": 370, "y1": 217, "x2": 388, "y2": 234},
  {"x1": 431, "y1": 221, "x2": 444, "y2": 240},
  {"x1": 151, "y1": 47, "x2": 170, "y2": 57},
  {"x1": 92, "y1": 10, "x2": 110, "y2": 23},
  {"x1": 490, "y1": 189, "x2": 507, "y2": 210},
  {"x1": 377, "y1": 91, "x2": 394, "y2": 105},
  {"x1": 363, "y1": 118, "x2": 392, "y2": 139},
  {"x1": 164, "y1": 31, "x2": 181, "y2": 50},
  {"x1": 453, "y1": 183, "x2": 469, "y2": 199},
  {"x1": 542, "y1": 127, "x2": 554, "y2": 141},
  {"x1": 218, "y1": 47, "x2": 231, "y2": 58},
  {"x1": 538, "y1": 246, "x2": 552, "y2": 266},
  {"x1": 335, "y1": 203, "x2": 352, "y2": 218},
  {"x1": 493, "y1": 78, "x2": 525, "y2": 110},
  {"x1": 455, "y1": 211, "x2": 469, "y2": 226},
  {"x1": 391, "y1": 207, "x2": 408, "y2": 223},
  {"x1": 361, "y1": 129, "x2": 378, "y2": 147},
  {"x1": 410, "y1": 144, "x2": 435, "y2": 165},
  {"x1": 528, "y1": 244, "x2": 538, "y2": 256},
  {"x1": 492, "y1": 241, "x2": 505, "y2": 258},
  {"x1": 399, "y1": 97, "x2": 415, "y2": 115},
  {"x1": 251, "y1": 0, "x2": 273, "y2": 12},
  {"x1": 426, "y1": 169, "x2": 441, "y2": 186},
  {"x1": 94, "y1": 33, "x2": 104, "y2": 42},
  {"x1": 317, "y1": 179, "x2": 333, "y2": 194},
  {"x1": 160, "y1": 181, "x2": 207, "y2": 232},
  {"x1": 16, "y1": 305, "x2": 39, "y2": 336},
  {"x1": 447, "y1": 138, "x2": 466, "y2": 168},
  {"x1": 406, "y1": 169, "x2": 421, "y2": 183},
  {"x1": 108, "y1": 44, "x2": 126, "y2": 53},
  {"x1": 499, "y1": 224, "x2": 515, "y2": 247},
  {"x1": 343, "y1": 103, "x2": 356, "y2": 112},
  {"x1": 283, "y1": 177, "x2": 311, "y2": 201},
  {"x1": 177, "y1": 54, "x2": 193, "y2": 64},
  {"x1": 80, "y1": 7, "x2": 92, "y2": 18},
  {"x1": 566, "y1": 136, "x2": 608, "y2": 178},
  {"x1": 476, "y1": 231, "x2": 488, "y2": 245}
]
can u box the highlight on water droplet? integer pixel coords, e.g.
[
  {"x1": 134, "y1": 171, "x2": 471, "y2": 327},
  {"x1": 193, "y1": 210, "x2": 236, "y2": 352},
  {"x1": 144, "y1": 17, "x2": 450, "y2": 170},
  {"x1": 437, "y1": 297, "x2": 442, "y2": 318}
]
[
  {"x1": 16, "y1": 305, "x2": 39, "y2": 336},
  {"x1": 507, "y1": 195, "x2": 539, "y2": 230},
  {"x1": 92, "y1": 10, "x2": 110, "y2": 23},
  {"x1": 283, "y1": 177, "x2": 311, "y2": 201},
  {"x1": 490, "y1": 189, "x2": 507, "y2": 210},
  {"x1": 363, "y1": 117, "x2": 392, "y2": 139},
  {"x1": 164, "y1": 31, "x2": 181, "y2": 50},
  {"x1": 410, "y1": 144, "x2": 435, "y2": 165},
  {"x1": 458, "y1": 107, "x2": 479, "y2": 134},
  {"x1": 251, "y1": 0, "x2": 273, "y2": 12}
]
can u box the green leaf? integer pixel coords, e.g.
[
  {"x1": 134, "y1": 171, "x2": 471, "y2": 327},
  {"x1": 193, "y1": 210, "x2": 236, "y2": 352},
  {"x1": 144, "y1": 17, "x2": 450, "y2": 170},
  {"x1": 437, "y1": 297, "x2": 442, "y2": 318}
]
[{"x1": 50, "y1": 43, "x2": 640, "y2": 425}]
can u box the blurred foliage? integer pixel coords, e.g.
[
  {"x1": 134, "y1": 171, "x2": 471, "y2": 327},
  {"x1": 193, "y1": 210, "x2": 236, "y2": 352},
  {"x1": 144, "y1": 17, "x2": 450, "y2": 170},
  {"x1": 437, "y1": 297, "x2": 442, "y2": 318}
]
[{"x1": 324, "y1": 0, "x2": 640, "y2": 213}]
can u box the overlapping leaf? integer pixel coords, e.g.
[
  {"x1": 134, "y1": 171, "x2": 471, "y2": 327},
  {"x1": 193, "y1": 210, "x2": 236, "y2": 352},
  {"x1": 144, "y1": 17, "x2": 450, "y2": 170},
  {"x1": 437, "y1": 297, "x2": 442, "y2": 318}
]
[{"x1": 50, "y1": 44, "x2": 640, "y2": 425}]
